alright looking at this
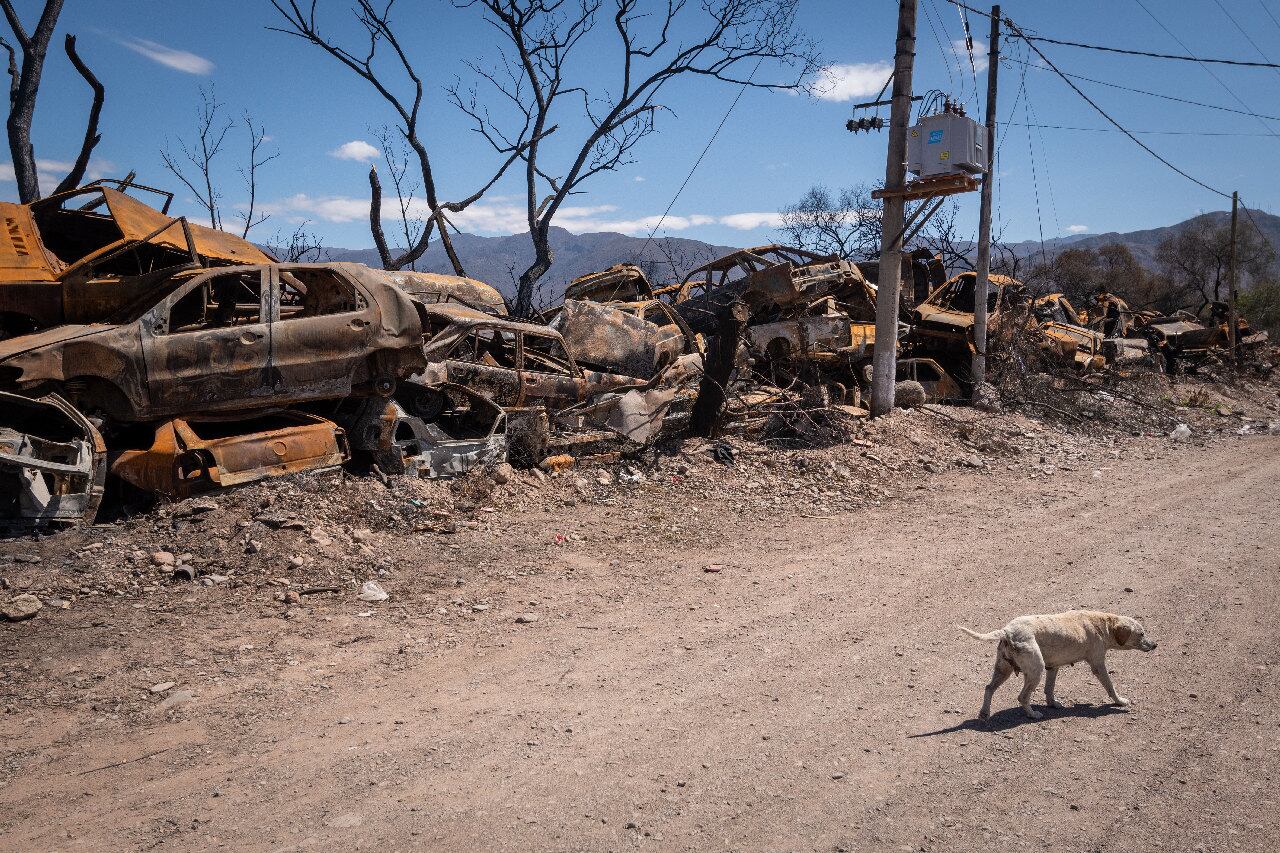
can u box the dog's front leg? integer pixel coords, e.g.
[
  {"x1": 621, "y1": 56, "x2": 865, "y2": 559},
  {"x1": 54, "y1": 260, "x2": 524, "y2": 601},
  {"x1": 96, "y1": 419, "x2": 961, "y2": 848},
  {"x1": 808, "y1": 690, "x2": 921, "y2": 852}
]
[
  {"x1": 1044, "y1": 667, "x2": 1064, "y2": 709},
  {"x1": 1089, "y1": 660, "x2": 1131, "y2": 707}
]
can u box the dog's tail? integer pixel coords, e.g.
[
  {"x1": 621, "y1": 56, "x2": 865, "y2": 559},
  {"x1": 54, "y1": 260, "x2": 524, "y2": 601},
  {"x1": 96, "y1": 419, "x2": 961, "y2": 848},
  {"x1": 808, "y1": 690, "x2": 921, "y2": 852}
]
[{"x1": 957, "y1": 625, "x2": 1005, "y2": 642}]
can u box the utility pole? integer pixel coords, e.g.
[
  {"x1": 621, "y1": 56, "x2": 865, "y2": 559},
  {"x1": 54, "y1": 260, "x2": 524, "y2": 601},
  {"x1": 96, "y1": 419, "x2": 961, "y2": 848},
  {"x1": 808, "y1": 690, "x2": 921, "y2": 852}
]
[
  {"x1": 870, "y1": 0, "x2": 918, "y2": 417},
  {"x1": 1227, "y1": 190, "x2": 1239, "y2": 361},
  {"x1": 970, "y1": 4, "x2": 1000, "y2": 393}
]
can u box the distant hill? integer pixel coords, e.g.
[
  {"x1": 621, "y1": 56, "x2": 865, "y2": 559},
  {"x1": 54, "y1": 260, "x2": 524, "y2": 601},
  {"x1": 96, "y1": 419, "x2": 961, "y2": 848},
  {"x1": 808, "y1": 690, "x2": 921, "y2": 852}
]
[
  {"x1": 999, "y1": 209, "x2": 1280, "y2": 268},
  {"x1": 316, "y1": 227, "x2": 737, "y2": 304},
  {"x1": 297, "y1": 209, "x2": 1280, "y2": 304}
]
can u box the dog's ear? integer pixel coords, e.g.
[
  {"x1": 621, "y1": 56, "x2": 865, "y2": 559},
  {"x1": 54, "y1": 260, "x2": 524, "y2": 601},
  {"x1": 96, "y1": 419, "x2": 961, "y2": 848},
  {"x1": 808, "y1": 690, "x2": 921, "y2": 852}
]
[{"x1": 1112, "y1": 622, "x2": 1134, "y2": 647}]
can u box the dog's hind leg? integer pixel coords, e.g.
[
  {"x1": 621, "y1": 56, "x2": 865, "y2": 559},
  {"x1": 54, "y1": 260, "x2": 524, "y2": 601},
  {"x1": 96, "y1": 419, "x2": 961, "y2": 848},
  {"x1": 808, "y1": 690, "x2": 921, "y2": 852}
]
[
  {"x1": 979, "y1": 655, "x2": 1014, "y2": 721},
  {"x1": 1044, "y1": 667, "x2": 1064, "y2": 709},
  {"x1": 1017, "y1": 652, "x2": 1045, "y2": 720},
  {"x1": 1089, "y1": 661, "x2": 1131, "y2": 707}
]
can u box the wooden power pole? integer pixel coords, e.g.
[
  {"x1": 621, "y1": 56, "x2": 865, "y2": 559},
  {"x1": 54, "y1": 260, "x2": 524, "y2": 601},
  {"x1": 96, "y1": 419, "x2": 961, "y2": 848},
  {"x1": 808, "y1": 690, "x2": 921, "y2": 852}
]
[
  {"x1": 1227, "y1": 190, "x2": 1240, "y2": 361},
  {"x1": 970, "y1": 5, "x2": 1000, "y2": 392},
  {"x1": 870, "y1": 0, "x2": 918, "y2": 417}
]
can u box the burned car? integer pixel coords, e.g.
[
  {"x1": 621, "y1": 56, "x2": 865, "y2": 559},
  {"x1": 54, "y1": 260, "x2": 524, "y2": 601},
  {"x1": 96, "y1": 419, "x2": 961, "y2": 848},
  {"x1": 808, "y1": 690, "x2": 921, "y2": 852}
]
[
  {"x1": 0, "y1": 263, "x2": 427, "y2": 422},
  {"x1": 374, "y1": 269, "x2": 508, "y2": 315},
  {"x1": 337, "y1": 383, "x2": 506, "y2": 479},
  {"x1": 656, "y1": 245, "x2": 870, "y2": 333},
  {"x1": 111, "y1": 411, "x2": 349, "y2": 499},
  {"x1": 0, "y1": 392, "x2": 106, "y2": 528},
  {"x1": 0, "y1": 180, "x2": 274, "y2": 337},
  {"x1": 910, "y1": 272, "x2": 1029, "y2": 361},
  {"x1": 412, "y1": 303, "x2": 644, "y2": 411}
]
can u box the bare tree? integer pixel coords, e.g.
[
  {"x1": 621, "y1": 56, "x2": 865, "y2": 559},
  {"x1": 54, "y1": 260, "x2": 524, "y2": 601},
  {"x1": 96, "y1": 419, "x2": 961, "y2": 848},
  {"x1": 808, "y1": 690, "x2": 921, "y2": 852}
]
[
  {"x1": 161, "y1": 87, "x2": 233, "y2": 230},
  {"x1": 777, "y1": 184, "x2": 881, "y2": 261},
  {"x1": 1, "y1": 1, "x2": 105, "y2": 202},
  {"x1": 374, "y1": 125, "x2": 426, "y2": 270},
  {"x1": 450, "y1": 0, "x2": 820, "y2": 316},
  {"x1": 627, "y1": 236, "x2": 717, "y2": 287},
  {"x1": 268, "y1": 221, "x2": 329, "y2": 262},
  {"x1": 236, "y1": 111, "x2": 278, "y2": 238},
  {"x1": 270, "y1": 0, "x2": 545, "y2": 275}
]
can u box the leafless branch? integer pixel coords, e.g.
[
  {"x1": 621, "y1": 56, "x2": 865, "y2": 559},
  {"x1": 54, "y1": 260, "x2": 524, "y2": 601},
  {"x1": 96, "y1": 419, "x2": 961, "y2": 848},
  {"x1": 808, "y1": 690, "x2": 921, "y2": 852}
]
[
  {"x1": 160, "y1": 87, "x2": 233, "y2": 229},
  {"x1": 235, "y1": 111, "x2": 279, "y2": 238},
  {"x1": 453, "y1": 0, "x2": 820, "y2": 315},
  {"x1": 52, "y1": 34, "x2": 104, "y2": 196}
]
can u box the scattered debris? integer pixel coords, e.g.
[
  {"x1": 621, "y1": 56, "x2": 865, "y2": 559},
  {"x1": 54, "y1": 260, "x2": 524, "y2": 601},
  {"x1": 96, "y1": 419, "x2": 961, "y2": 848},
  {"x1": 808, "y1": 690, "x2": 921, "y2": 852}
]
[{"x1": 357, "y1": 581, "x2": 389, "y2": 602}]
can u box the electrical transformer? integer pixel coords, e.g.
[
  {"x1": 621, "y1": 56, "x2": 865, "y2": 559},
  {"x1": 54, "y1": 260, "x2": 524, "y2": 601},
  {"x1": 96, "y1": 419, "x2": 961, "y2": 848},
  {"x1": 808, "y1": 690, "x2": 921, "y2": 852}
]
[{"x1": 907, "y1": 111, "x2": 988, "y2": 178}]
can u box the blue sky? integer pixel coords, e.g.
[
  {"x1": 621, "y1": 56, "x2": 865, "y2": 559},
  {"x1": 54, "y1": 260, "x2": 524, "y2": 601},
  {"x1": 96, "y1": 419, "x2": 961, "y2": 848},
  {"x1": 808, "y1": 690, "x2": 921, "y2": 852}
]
[{"x1": 5, "y1": 0, "x2": 1278, "y2": 251}]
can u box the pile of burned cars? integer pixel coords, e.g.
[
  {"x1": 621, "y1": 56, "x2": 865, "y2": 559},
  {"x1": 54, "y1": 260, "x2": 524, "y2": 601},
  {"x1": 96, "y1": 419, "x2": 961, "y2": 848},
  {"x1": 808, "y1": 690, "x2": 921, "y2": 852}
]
[{"x1": 0, "y1": 181, "x2": 702, "y2": 529}]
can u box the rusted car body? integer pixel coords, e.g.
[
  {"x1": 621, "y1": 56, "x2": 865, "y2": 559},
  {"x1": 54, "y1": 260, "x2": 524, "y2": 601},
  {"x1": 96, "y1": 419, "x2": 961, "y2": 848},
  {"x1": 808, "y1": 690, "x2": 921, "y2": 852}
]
[
  {"x1": 0, "y1": 263, "x2": 427, "y2": 421},
  {"x1": 412, "y1": 303, "x2": 642, "y2": 410},
  {"x1": 910, "y1": 272, "x2": 1028, "y2": 359},
  {"x1": 0, "y1": 181, "x2": 274, "y2": 336},
  {"x1": 111, "y1": 411, "x2": 348, "y2": 498},
  {"x1": 563, "y1": 263, "x2": 655, "y2": 303},
  {"x1": 550, "y1": 298, "x2": 690, "y2": 379},
  {"x1": 339, "y1": 383, "x2": 506, "y2": 478},
  {"x1": 896, "y1": 357, "x2": 963, "y2": 402},
  {"x1": 0, "y1": 392, "x2": 106, "y2": 528},
  {"x1": 371, "y1": 268, "x2": 508, "y2": 315},
  {"x1": 656, "y1": 245, "x2": 871, "y2": 334}
]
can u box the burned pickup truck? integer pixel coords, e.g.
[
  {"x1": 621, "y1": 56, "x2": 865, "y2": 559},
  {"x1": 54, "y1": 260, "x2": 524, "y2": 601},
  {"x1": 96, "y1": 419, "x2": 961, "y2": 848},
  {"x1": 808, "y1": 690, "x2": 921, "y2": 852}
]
[
  {"x1": 0, "y1": 263, "x2": 429, "y2": 422},
  {"x1": 0, "y1": 180, "x2": 274, "y2": 337}
]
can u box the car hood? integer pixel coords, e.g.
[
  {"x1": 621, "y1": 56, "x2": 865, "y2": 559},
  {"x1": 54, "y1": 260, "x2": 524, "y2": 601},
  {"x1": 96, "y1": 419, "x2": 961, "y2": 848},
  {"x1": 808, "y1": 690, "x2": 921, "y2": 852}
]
[
  {"x1": 0, "y1": 325, "x2": 115, "y2": 361},
  {"x1": 912, "y1": 303, "x2": 976, "y2": 330}
]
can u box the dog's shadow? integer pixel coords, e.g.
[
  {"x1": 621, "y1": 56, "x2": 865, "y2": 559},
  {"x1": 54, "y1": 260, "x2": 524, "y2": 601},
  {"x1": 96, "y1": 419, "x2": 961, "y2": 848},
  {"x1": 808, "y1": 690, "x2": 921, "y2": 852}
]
[{"x1": 908, "y1": 701, "x2": 1129, "y2": 737}]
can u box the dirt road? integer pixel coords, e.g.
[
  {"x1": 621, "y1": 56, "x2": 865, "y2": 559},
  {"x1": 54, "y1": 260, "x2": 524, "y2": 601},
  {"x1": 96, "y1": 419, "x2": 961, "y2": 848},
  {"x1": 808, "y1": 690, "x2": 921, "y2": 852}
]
[{"x1": 3, "y1": 434, "x2": 1279, "y2": 852}]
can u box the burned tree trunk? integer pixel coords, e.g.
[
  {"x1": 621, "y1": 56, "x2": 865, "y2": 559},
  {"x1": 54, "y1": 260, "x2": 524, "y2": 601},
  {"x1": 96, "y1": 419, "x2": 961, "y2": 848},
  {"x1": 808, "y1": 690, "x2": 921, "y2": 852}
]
[{"x1": 689, "y1": 298, "x2": 749, "y2": 438}]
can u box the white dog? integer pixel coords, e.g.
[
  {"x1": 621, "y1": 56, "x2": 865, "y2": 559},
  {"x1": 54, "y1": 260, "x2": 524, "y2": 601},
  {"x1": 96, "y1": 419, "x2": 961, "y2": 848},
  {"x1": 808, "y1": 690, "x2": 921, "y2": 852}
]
[{"x1": 959, "y1": 610, "x2": 1157, "y2": 720}]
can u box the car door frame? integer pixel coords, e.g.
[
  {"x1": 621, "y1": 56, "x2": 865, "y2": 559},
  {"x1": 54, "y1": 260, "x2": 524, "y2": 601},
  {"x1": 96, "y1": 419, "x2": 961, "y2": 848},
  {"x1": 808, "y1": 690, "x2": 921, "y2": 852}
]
[
  {"x1": 138, "y1": 266, "x2": 273, "y2": 417},
  {"x1": 264, "y1": 264, "x2": 379, "y2": 401}
]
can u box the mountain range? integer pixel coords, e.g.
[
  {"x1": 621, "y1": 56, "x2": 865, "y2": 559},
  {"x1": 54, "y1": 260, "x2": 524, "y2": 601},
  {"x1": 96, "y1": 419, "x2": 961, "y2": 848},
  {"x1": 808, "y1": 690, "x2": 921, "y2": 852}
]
[{"x1": 308, "y1": 208, "x2": 1280, "y2": 302}]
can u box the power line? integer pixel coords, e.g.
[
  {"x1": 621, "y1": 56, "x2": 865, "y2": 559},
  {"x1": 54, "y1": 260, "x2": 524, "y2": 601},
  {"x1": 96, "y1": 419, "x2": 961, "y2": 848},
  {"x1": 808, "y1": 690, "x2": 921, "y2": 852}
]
[
  {"x1": 1238, "y1": 200, "x2": 1280, "y2": 263},
  {"x1": 948, "y1": 0, "x2": 1280, "y2": 66},
  {"x1": 1002, "y1": 56, "x2": 1280, "y2": 123},
  {"x1": 1001, "y1": 15, "x2": 1232, "y2": 199},
  {"x1": 1261, "y1": 0, "x2": 1280, "y2": 34},
  {"x1": 1131, "y1": 0, "x2": 1280, "y2": 140},
  {"x1": 1210, "y1": 0, "x2": 1280, "y2": 84},
  {"x1": 641, "y1": 58, "x2": 762, "y2": 249},
  {"x1": 920, "y1": 0, "x2": 958, "y2": 93},
  {"x1": 1000, "y1": 121, "x2": 1279, "y2": 137}
]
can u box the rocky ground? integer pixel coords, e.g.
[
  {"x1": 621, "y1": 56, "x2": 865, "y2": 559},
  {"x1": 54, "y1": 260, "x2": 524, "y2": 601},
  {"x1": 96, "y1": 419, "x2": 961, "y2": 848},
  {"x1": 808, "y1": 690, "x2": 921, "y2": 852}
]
[{"x1": 1, "y1": 370, "x2": 1279, "y2": 851}]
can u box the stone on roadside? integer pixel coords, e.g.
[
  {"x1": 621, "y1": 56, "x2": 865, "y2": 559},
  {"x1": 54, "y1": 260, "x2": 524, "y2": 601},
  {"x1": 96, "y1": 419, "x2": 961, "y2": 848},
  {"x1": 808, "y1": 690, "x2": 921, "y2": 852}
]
[
  {"x1": 151, "y1": 551, "x2": 176, "y2": 567},
  {"x1": 489, "y1": 462, "x2": 516, "y2": 485},
  {"x1": 515, "y1": 613, "x2": 539, "y2": 624},
  {"x1": 2, "y1": 593, "x2": 41, "y2": 622},
  {"x1": 357, "y1": 580, "x2": 389, "y2": 602}
]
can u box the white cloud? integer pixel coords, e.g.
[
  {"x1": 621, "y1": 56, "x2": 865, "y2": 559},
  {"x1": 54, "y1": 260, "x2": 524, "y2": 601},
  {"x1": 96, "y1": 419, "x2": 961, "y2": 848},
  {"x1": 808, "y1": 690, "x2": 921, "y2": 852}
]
[
  {"x1": 118, "y1": 37, "x2": 214, "y2": 75},
  {"x1": 813, "y1": 61, "x2": 893, "y2": 102},
  {"x1": 262, "y1": 194, "x2": 784, "y2": 236},
  {"x1": 330, "y1": 140, "x2": 380, "y2": 162},
  {"x1": 951, "y1": 39, "x2": 989, "y2": 74},
  {"x1": 1066, "y1": 224, "x2": 1089, "y2": 234},
  {"x1": 1, "y1": 157, "x2": 117, "y2": 195},
  {"x1": 632, "y1": 175, "x2": 645, "y2": 182},
  {"x1": 719, "y1": 212, "x2": 784, "y2": 230}
]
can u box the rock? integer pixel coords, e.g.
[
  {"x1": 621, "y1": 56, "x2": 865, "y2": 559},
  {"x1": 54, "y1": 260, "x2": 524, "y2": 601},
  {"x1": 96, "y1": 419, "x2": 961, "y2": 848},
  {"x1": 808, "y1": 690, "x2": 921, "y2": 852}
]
[
  {"x1": 962, "y1": 454, "x2": 984, "y2": 469},
  {"x1": 924, "y1": 461, "x2": 943, "y2": 474},
  {"x1": 595, "y1": 471, "x2": 613, "y2": 486},
  {"x1": 357, "y1": 580, "x2": 389, "y2": 602},
  {"x1": 618, "y1": 466, "x2": 647, "y2": 485},
  {"x1": 151, "y1": 551, "x2": 176, "y2": 567},
  {"x1": 489, "y1": 462, "x2": 516, "y2": 485},
  {"x1": 12, "y1": 554, "x2": 41, "y2": 564},
  {"x1": 158, "y1": 689, "x2": 194, "y2": 711},
  {"x1": 310, "y1": 528, "x2": 334, "y2": 547},
  {"x1": 704, "y1": 564, "x2": 723, "y2": 573},
  {"x1": 150, "y1": 681, "x2": 177, "y2": 693},
  {"x1": 174, "y1": 498, "x2": 218, "y2": 517},
  {"x1": 894, "y1": 380, "x2": 927, "y2": 409},
  {"x1": 1170, "y1": 423, "x2": 1192, "y2": 442},
  {"x1": 515, "y1": 613, "x2": 539, "y2": 624},
  {"x1": 2, "y1": 593, "x2": 41, "y2": 622},
  {"x1": 471, "y1": 603, "x2": 490, "y2": 612},
  {"x1": 1216, "y1": 405, "x2": 1232, "y2": 417},
  {"x1": 207, "y1": 574, "x2": 229, "y2": 584}
]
